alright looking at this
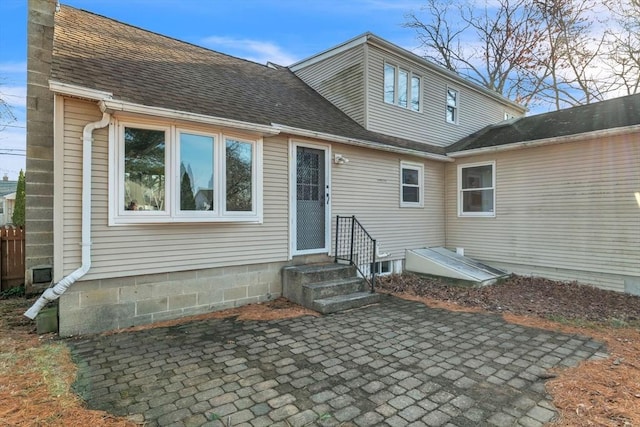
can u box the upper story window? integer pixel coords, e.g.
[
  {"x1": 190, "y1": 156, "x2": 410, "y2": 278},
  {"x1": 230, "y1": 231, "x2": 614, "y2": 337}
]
[
  {"x1": 384, "y1": 63, "x2": 421, "y2": 112},
  {"x1": 400, "y1": 161, "x2": 424, "y2": 207},
  {"x1": 446, "y1": 87, "x2": 459, "y2": 124},
  {"x1": 504, "y1": 111, "x2": 516, "y2": 121},
  {"x1": 111, "y1": 119, "x2": 262, "y2": 224},
  {"x1": 458, "y1": 161, "x2": 495, "y2": 217}
]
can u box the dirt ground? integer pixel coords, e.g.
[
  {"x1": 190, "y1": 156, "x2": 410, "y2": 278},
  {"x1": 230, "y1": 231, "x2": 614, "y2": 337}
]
[{"x1": 1, "y1": 274, "x2": 639, "y2": 426}]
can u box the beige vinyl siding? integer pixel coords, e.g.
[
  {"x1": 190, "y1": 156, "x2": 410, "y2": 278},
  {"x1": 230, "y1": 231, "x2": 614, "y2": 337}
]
[
  {"x1": 331, "y1": 144, "x2": 446, "y2": 259},
  {"x1": 366, "y1": 45, "x2": 519, "y2": 147},
  {"x1": 445, "y1": 133, "x2": 640, "y2": 292},
  {"x1": 60, "y1": 99, "x2": 289, "y2": 281},
  {"x1": 293, "y1": 45, "x2": 366, "y2": 126}
]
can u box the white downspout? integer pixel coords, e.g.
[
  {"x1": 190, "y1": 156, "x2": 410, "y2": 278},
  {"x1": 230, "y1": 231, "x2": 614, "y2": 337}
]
[{"x1": 25, "y1": 111, "x2": 111, "y2": 319}]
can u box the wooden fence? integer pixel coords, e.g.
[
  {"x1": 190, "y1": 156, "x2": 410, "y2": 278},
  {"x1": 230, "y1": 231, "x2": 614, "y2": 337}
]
[{"x1": 0, "y1": 226, "x2": 25, "y2": 291}]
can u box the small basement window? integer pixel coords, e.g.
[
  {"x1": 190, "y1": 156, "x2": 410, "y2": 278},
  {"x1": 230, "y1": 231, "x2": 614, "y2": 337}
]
[{"x1": 375, "y1": 260, "x2": 393, "y2": 275}]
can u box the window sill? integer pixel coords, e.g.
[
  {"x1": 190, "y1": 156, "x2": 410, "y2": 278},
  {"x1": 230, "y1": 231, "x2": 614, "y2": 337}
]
[
  {"x1": 109, "y1": 215, "x2": 263, "y2": 226},
  {"x1": 458, "y1": 212, "x2": 495, "y2": 218}
]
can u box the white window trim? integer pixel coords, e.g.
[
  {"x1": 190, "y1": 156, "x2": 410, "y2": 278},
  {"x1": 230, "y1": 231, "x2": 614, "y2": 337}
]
[
  {"x1": 384, "y1": 62, "x2": 422, "y2": 112},
  {"x1": 400, "y1": 161, "x2": 424, "y2": 208},
  {"x1": 109, "y1": 117, "x2": 263, "y2": 225},
  {"x1": 457, "y1": 160, "x2": 496, "y2": 217},
  {"x1": 446, "y1": 86, "x2": 459, "y2": 124}
]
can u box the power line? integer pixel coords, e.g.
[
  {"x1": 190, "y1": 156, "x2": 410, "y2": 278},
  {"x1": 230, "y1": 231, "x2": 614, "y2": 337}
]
[{"x1": 0, "y1": 124, "x2": 26, "y2": 129}]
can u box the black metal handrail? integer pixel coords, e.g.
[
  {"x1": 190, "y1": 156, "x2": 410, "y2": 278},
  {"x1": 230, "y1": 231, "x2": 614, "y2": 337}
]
[{"x1": 334, "y1": 215, "x2": 376, "y2": 293}]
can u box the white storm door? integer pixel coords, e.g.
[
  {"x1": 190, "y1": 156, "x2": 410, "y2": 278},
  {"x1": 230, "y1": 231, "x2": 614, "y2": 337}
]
[{"x1": 292, "y1": 143, "x2": 330, "y2": 255}]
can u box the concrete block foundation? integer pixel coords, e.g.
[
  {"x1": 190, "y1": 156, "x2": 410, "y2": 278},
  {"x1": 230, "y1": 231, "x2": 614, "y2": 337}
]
[{"x1": 58, "y1": 255, "x2": 329, "y2": 336}]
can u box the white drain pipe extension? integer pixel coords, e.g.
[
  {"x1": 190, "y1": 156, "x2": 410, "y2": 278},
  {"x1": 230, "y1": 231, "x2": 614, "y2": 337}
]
[{"x1": 25, "y1": 111, "x2": 111, "y2": 319}]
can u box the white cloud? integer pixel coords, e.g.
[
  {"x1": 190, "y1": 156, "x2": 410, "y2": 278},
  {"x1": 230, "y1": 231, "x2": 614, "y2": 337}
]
[
  {"x1": 201, "y1": 36, "x2": 300, "y2": 66},
  {"x1": 0, "y1": 85, "x2": 27, "y2": 109}
]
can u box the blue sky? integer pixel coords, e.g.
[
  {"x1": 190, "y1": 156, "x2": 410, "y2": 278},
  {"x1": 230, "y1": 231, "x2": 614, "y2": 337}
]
[{"x1": 0, "y1": 0, "x2": 430, "y2": 180}]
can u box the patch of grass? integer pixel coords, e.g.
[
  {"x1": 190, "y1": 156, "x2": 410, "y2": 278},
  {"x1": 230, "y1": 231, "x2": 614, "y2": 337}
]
[
  {"x1": 607, "y1": 317, "x2": 631, "y2": 329},
  {"x1": 207, "y1": 412, "x2": 221, "y2": 421},
  {"x1": 317, "y1": 412, "x2": 332, "y2": 421},
  {"x1": 0, "y1": 285, "x2": 25, "y2": 299},
  {"x1": 33, "y1": 343, "x2": 74, "y2": 397},
  {"x1": 545, "y1": 314, "x2": 636, "y2": 331}
]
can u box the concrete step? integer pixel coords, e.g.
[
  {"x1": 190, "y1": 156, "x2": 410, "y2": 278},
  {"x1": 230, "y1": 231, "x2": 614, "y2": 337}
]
[
  {"x1": 312, "y1": 291, "x2": 381, "y2": 314},
  {"x1": 283, "y1": 263, "x2": 356, "y2": 285},
  {"x1": 304, "y1": 277, "x2": 368, "y2": 303},
  {"x1": 283, "y1": 263, "x2": 358, "y2": 306}
]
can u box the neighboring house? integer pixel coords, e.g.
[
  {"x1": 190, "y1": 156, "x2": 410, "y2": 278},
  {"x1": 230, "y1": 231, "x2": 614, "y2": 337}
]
[
  {"x1": 25, "y1": 2, "x2": 639, "y2": 336},
  {"x1": 0, "y1": 177, "x2": 18, "y2": 226}
]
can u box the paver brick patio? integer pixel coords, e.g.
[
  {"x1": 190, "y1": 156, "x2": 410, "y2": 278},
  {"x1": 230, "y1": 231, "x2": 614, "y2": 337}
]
[{"x1": 68, "y1": 295, "x2": 606, "y2": 426}]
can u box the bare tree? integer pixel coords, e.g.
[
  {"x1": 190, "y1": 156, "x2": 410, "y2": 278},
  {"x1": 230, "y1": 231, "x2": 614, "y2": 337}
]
[
  {"x1": 603, "y1": 0, "x2": 640, "y2": 95},
  {"x1": 533, "y1": 0, "x2": 606, "y2": 108},
  {"x1": 405, "y1": 0, "x2": 611, "y2": 110},
  {"x1": 404, "y1": 0, "x2": 470, "y2": 72},
  {"x1": 404, "y1": 0, "x2": 546, "y2": 107},
  {"x1": 0, "y1": 81, "x2": 17, "y2": 132}
]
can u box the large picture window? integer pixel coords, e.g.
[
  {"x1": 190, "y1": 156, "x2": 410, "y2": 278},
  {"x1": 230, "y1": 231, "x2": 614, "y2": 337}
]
[
  {"x1": 400, "y1": 161, "x2": 424, "y2": 207},
  {"x1": 458, "y1": 161, "x2": 495, "y2": 217},
  {"x1": 112, "y1": 120, "x2": 262, "y2": 224},
  {"x1": 124, "y1": 127, "x2": 167, "y2": 212},
  {"x1": 384, "y1": 62, "x2": 421, "y2": 112}
]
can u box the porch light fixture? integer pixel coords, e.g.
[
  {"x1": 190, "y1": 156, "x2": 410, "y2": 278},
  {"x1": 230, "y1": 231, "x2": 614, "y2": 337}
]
[{"x1": 334, "y1": 154, "x2": 349, "y2": 164}]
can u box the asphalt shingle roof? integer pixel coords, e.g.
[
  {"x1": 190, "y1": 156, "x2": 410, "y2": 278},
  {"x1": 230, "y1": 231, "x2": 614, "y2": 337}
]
[
  {"x1": 448, "y1": 93, "x2": 640, "y2": 153},
  {"x1": 52, "y1": 6, "x2": 446, "y2": 156}
]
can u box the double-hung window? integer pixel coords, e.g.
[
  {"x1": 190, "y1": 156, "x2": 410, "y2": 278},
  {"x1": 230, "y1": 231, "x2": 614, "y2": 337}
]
[
  {"x1": 112, "y1": 119, "x2": 262, "y2": 224},
  {"x1": 400, "y1": 161, "x2": 423, "y2": 207},
  {"x1": 446, "y1": 87, "x2": 458, "y2": 124},
  {"x1": 458, "y1": 161, "x2": 495, "y2": 217},
  {"x1": 384, "y1": 63, "x2": 421, "y2": 112}
]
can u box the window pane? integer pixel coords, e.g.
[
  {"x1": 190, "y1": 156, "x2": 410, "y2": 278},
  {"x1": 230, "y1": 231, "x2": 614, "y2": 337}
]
[
  {"x1": 402, "y1": 168, "x2": 419, "y2": 185},
  {"x1": 447, "y1": 105, "x2": 456, "y2": 123},
  {"x1": 462, "y1": 165, "x2": 493, "y2": 189},
  {"x1": 384, "y1": 63, "x2": 395, "y2": 104},
  {"x1": 411, "y1": 76, "x2": 420, "y2": 111},
  {"x1": 226, "y1": 139, "x2": 253, "y2": 211},
  {"x1": 398, "y1": 69, "x2": 408, "y2": 108},
  {"x1": 124, "y1": 127, "x2": 165, "y2": 211},
  {"x1": 180, "y1": 133, "x2": 214, "y2": 211},
  {"x1": 403, "y1": 186, "x2": 419, "y2": 203},
  {"x1": 463, "y1": 189, "x2": 494, "y2": 212},
  {"x1": 447, "y1": 89, "x2": 457, "y2": 106}
]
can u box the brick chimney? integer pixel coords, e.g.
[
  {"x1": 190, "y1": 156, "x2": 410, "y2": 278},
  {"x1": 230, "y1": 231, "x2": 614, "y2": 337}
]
[{"x1": 26, "y1": 0, "x2": 57, "y2": 293}]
